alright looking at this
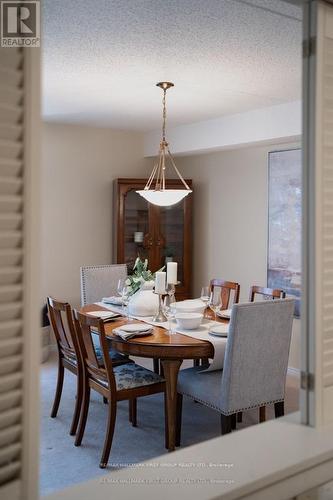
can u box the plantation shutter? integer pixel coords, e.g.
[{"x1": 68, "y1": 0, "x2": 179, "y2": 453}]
[
  {"x1": 0, "y1": 46, "x2": 24, "y2": 490},
  {"x1": 305, "y1": 0, "x2": 333, "y2": 426},
  {"x1": 0, "y1": 47, "x2": 40, "y2": 499}
]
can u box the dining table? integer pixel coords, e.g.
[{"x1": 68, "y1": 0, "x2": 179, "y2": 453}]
[{"x1": 81, "y1": 302, "x2": 228, "y2": 452}]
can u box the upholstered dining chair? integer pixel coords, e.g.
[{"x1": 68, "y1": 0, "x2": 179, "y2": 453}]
[
  {"x1": 176, "y1": 299, "x2": 294, "y2": 443},
  {"x1": 249, "y1": 285, "x2": 286, "y2": 302},
  {"x1": 236, "y1": 286, "x2": 286, "y2": 424},
  {"x1": 80, "y1": 264, "x2": 127, "y2": 306},
  {"x1": 73, "y1": 311, "x2": 166, "y2": 468},
  {"x1": 47, "y1": 297, "x2": 131, "y2": 436},
  {"x1": 209, "y1": 279, "x2": 240, "y2": 310}
]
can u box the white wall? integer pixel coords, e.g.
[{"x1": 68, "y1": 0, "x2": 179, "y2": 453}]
[
  {"x1": 174, "y1": 142, "x2": 301, "y2": 370},
  {"x1": 41, "y1": 122, "x2": 149, "y2": 308}
]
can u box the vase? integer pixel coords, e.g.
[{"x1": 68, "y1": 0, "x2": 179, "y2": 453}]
[{"x1": 128, "y1": 280, "x2": 159, "y2": 317}]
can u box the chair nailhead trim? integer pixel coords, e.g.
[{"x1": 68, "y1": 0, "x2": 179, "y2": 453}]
[{"x1": 179, "y1": 390, "x2": 284, "y2": 415}]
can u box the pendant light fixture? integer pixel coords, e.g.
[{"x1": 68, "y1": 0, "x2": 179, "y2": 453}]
[{"x1": 136, "y1": 82, "x2": 192, "y2": 207}]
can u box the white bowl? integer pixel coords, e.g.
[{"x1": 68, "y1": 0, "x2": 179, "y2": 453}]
[
  {"x1": 175, "y1": 300, "x2": 206, "y2": 315},
  {"x1": 175, "y1": 312, "x2": 203, "y2": 330}
]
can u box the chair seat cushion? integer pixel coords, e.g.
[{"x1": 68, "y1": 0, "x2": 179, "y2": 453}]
[
  {"x1": 92, "y1": 334, "x2": 129, "y2": 364},
  {"x1": 113, "y1": 363, "x2": 164, "y2": 391},
  {"x1": 177, "y1": 366, "x2": 223, "y2": 412}
]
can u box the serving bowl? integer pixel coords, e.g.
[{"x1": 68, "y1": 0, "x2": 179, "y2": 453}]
[
  {"x1": 175, "y1": 312, "x2": 203, "y2": 330},
  {"x1": 175, "y1": 300, "x2": 206, "y2": 315}
]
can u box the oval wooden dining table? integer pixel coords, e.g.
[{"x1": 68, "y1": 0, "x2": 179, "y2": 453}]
[{"x1": 81, "y1": 303, "x2": 217, "y2": 452}]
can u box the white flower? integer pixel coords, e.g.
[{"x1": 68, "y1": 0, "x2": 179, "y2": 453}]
[{"x1": 133, "y1": 257, "x2": 140, "y2": 270}]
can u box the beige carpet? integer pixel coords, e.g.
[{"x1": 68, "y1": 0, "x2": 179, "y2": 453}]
[{"x1": 40, "y1": 352, "x2": 299, "y2": 496}]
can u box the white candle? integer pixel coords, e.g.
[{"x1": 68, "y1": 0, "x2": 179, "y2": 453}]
[
  {"x1": 155, "y1": 271, "x2": 166, "y2": 294},
  {"x1": 167, "y1": 262, "x2": 178, "y2": 284}
]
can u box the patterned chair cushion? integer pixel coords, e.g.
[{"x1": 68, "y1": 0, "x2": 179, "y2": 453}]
[
  {"x1": 113, "y1": 363, "x2": 164, "y2": 391},
  {"x1": 92, "y1": 334, "x2": 130, "y2": 364}
]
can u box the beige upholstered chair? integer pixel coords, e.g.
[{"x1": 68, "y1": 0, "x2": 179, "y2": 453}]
[
  {"x1": 176, "y1": 299, "x2": 295, "y2": 442},
  {"x1": 80, "y1": 264, "x2": 127, "y2": 306}
]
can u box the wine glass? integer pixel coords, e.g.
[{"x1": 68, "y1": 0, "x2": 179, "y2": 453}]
[
  {"x1": 200, "y1": 286, "x2": 210, "y2": 318},
  {"x1": 121, "y1": 285, "x2": 131, "y2": 321},
  {"x1": 208, "y1": 289, "x2": 222, "y2": 322},
  {"x1": 117, "y1": 278, "x2": 126, "y2": 297},
  {"x1": 163, "y1": 296, "x2": 177, "y2": 334}
]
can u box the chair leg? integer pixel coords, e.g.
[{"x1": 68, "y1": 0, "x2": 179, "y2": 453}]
[
  {"x1": 129, "y1": 399, "x2": 132, "y2": 423},
  {"x1": 100, "y1": 401, "x2": 117, "y2": 469},
  {"x1": 50, "y1": 359, "x2": 64, "y2": 418},
  {"x1": 153, "y1": 358, "x2": 160, "y2": 374},
  {"x1": 237, "y1": 412, "x2": 243, "y2": 423},
  {"x1": 193, "y1": 359, "x2": 200, "y2": 367},
  {"x1": 220, "y1": 414, "x2": 232, "y2": 435},
  {"x1": 274, "y1": 401, "x2": 284, "y2": 418},
  {"x1": 130, "y1": 398, "x2": 137, "y2": 427},
  {"x1": 231, "y1": 413, "x2": 237, "y2": 430},
  {"x1": 69, "y1": 368, "x2": 83, "y2": 436},
  {"x1": 259, "y1": 406, "x2": 266, "y2": 423},
  {"x1": 75, "y1": 384, "x2": 90, "y2": 447},
  {"x1": 175, "y1": 393, "x2": 183, "y2": 447}
]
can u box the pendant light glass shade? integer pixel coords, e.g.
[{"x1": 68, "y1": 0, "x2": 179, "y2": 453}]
[
  {"x1": 136, "y1": 188, "x2": 191, "y2": 206},
  {"x1": 136, "y1": 82, "x2": 192, "y2": 207}
]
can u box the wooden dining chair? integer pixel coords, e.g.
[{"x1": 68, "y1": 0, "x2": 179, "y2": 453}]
[
  {"x1": 176, "y1": 299, "x2": 295, "y2": 444},
  {"x1": 249, "y1": 286, "x2": 286, "y2": 302},
  {"x1": 209, "y1": 279, "x2": 240, "y2": 310},
  {"x1": 193, "y1": 279, "x2": 240, "y2": 368},
  {"x1": 73, "y1": 311, "x2": 166, "y2": 468},
  {"x1": 47, "y1": 297, "x2": 131, "y2": 436},
  {"x1": 47, "y1": 297, "x2": 84, "y2": 436}
]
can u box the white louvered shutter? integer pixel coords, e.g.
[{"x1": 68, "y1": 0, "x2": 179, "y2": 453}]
[
  {"x1": 0, "y1": 46, "x2": 24, "y2": 490},
  {"x1": 0, "y1": 47, "x2": 40, "y2": 499},
  {"x1": 305, "y1": 0, "x2": 333, "y2": 427}
]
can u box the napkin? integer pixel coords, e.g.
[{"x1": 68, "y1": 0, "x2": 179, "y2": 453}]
[
  {"x1": 113, "y1": 324, "x2": 153, "y2": 340},
  {"x1": 102, "y1": 296, "x2": 123, "y2": 306},
  {"x1": 87, "y1": 310, "x2": 121, "y2": 321}
]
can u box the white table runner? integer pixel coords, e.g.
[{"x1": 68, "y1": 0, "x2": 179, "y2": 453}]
[{"x1": 94, "y1": 302, "x2": 228, "y2": 371}]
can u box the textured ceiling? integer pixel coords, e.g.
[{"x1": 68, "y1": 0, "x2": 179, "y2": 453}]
[{"x1": 42, "y1": 0, "x2": 302, "y2": 131}]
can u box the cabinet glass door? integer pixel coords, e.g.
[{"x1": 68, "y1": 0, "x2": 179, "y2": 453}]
[
  {"x1": 158, "y1": 202, "x2": 185, "y2": 285},
  {"x1": 123, "y1": 189, "x2": 149, "y2": 269}
]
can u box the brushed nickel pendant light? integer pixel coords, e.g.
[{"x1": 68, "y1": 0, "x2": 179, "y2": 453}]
[{"x1": 136, "y1": 82, "x2": 192, "y2": 206}]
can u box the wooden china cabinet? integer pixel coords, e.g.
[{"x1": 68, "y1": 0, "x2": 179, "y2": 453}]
[{"x1": 113, "y1": 178, "x2": 192, "y2": 300}]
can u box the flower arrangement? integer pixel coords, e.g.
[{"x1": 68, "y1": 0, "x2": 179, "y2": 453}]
[{"x1": 126, "y1": 257, "x2": 164, "y2": 296}]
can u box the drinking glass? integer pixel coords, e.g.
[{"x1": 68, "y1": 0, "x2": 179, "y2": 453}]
[
  {"x1": 209, "y1": 289, "x2": 222, "y2": 322},
  {"x1": 200, "y1": 286, "x2": 210, "y2": 318}
]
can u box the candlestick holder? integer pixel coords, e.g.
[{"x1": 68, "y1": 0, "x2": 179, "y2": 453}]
[
  {"x1": 152, "y1": 290, "x2": 168, "y2": 323},
  {"x1": 166, "y1": 281, "x2": 181, "y2": 302}
]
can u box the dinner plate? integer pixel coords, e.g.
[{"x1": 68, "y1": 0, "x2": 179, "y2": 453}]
[
  {"x1": 217, "y1": 308, "x2": 232, "y2": 319},
  {"x1": 87, "y1": 310, "x2": 120, "y2": 320},
  {"x1": 102, "y1": 296, "x2": 123, "y2": 306},
  {"x1": 209, "y1": 324, "x2": 229, "y2": 337},
  {"x1": 118, "y1": 323, "x2": 152, "y2": 333}
]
